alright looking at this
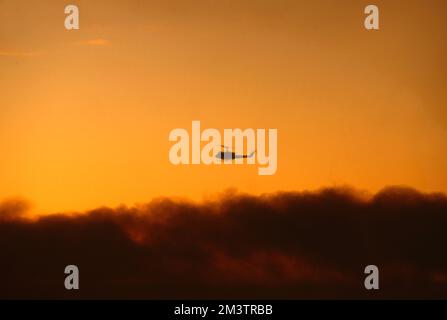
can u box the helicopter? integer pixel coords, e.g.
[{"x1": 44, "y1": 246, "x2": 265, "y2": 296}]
[{"x1": 216, "y1": 145, "x2": 256, "y2": 160}]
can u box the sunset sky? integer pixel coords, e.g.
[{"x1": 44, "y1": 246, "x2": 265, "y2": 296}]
[{"x1": 1, "y1": 0, "x2": 446, "y2": 214}]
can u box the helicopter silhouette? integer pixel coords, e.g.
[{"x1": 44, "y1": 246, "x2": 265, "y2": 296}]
[{"x1": 216, "y1": 145, "x2": 256, "y2": 160}]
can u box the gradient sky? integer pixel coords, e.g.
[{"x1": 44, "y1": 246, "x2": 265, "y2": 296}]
[{"x1": 1, "y1": 0, "x2": 446, "y2": 214}]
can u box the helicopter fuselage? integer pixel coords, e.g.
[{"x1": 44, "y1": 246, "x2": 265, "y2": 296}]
[{"x1": 216, "y1": 151, "x2": 253, "y2": 160}]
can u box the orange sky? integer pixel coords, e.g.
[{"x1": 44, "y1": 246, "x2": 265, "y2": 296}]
[{"x1": 1, "y1": 0, "x2": 446, "y2": 214}]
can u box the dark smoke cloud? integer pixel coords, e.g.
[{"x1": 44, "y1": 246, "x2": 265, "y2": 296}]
[
  {"x1": 1, "y1": 187, "x2": 447, "y2": 299},
  {"x1": 0, "y1": 198, "x2": 30, "y2": 220}
]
